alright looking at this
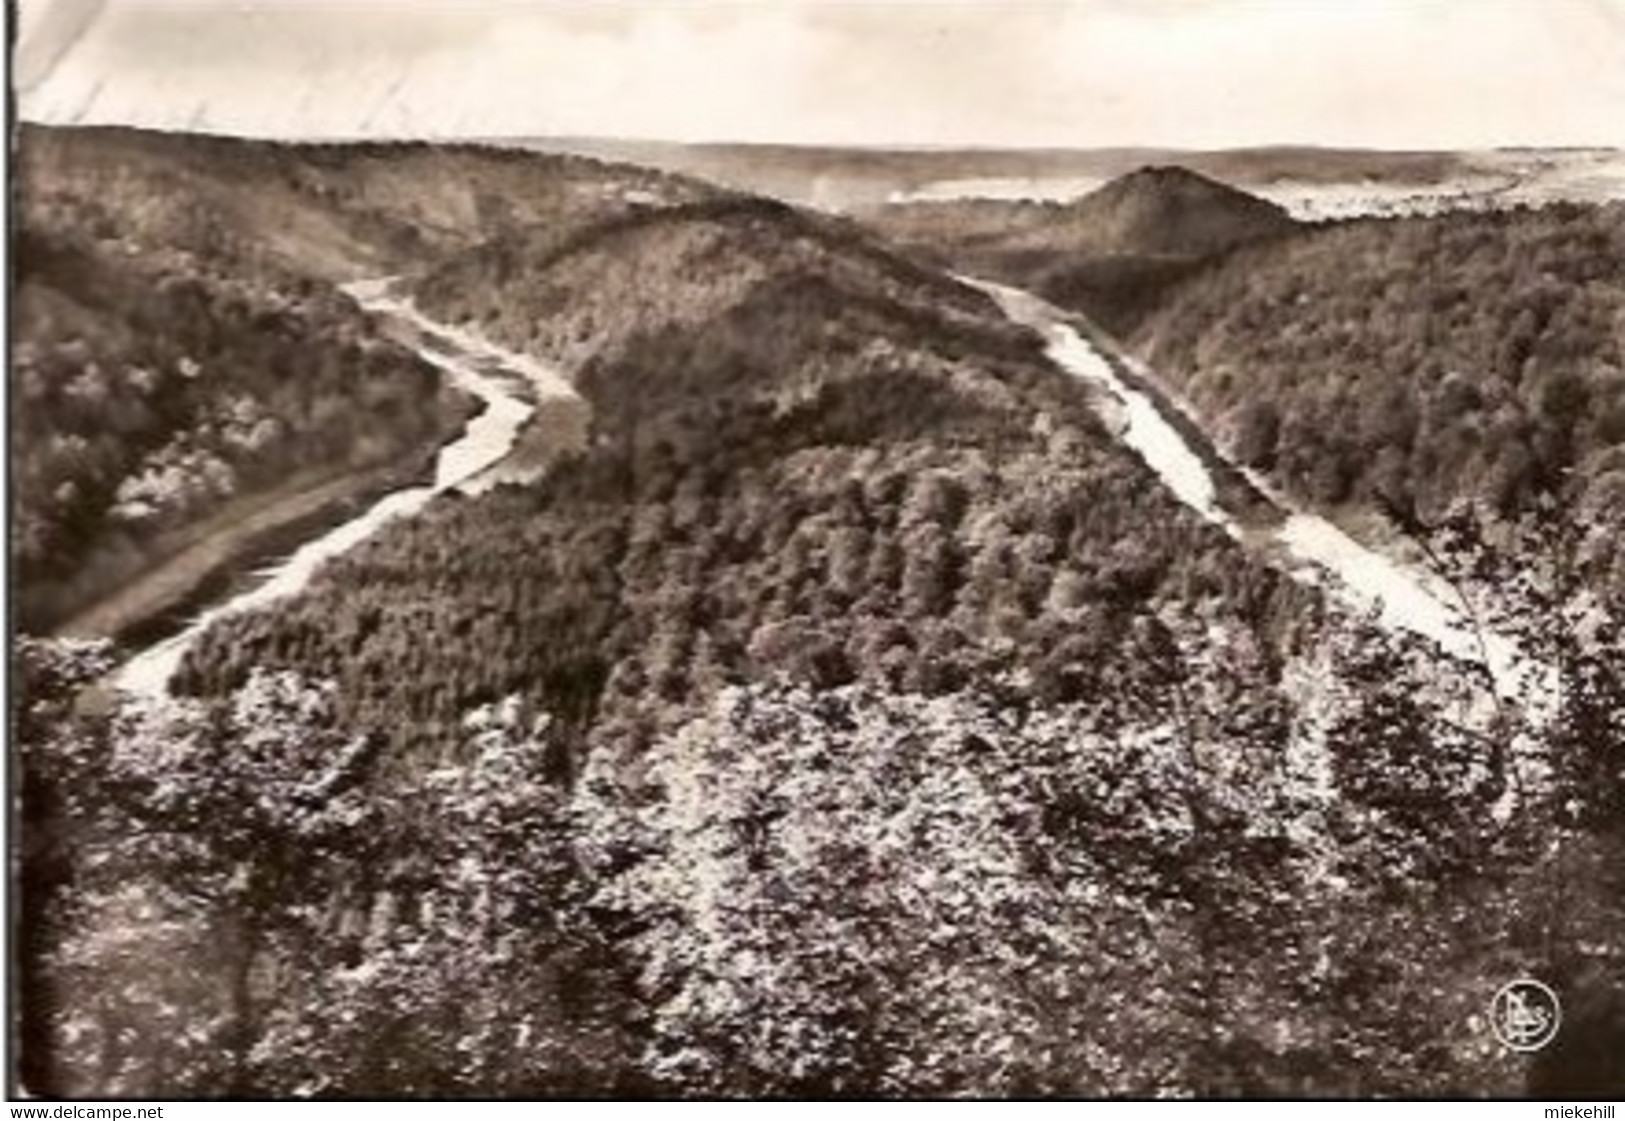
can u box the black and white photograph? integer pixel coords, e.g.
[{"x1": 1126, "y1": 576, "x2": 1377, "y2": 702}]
[{"x1": 8, "y1": 0, "x2": 1625, "y2": 1101}]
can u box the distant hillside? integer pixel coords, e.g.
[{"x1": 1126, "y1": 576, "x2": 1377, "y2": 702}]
[
  {"x1": 864, "y1": 165, "x2": 1301, "y2": 335},
  {"x1": 1000, "y1": 165, "x2": 1297, "y2": 258},
  {"x1": 17, "y1": 124, "x2": 715, "y2": 282},
  {"x1": 510, "y1": 136, "x2": 1486, "y2": 208}
]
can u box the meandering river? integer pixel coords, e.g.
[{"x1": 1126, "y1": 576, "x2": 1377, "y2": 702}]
[
  {"x1": 115, "y1": 270, "x2": 1547, "y2": 720},
  {"x1": 114, "y1": 280, "x2": 581, "y2": 700},
  {"x1": 968, "y1": 278, "x2": 1550, "y2": 713}
]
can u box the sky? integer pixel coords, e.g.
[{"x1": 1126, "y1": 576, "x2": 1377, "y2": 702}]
[{"x1": 14, "y1": 0, "x2": 1625, "y2": 149}]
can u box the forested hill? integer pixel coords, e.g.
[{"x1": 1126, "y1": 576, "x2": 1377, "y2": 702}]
[
  {"x1": 17, "y1": 124, "x2": 716, "y2": 281},
  {"x1": 1131, "y1": 202, "x2": 1625, "y2": 593},
  {"x1": 867, "y1": 164, "x2": 1296, "y2": 260},
  {"x1": 130, "y1": 192, "x2": 1622, "y2": 1096},
  {"x1": 997, "y1": 165, "x2": 1297, "y2": 258},
  {"x1": 17, "y1": 136, "x2": 1625, "y2": 1098},
  {"x1": 863, "y1": 165, "x2": 1301, "y2": 335},
  {"x1": 183, "y1": 196, "x2": 1307, "y2": 756},
  {"x1": 411, "y1": 196, "x2": 1007, "y2": 371}
]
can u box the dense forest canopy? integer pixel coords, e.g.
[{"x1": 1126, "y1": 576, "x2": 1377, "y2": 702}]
[
  {"x1": 412, "y1": 197, "x2": 1009, "y2": 373},
  {"x1": 1132, "y1": 202, "x2": 1625, "y2": 592},
  {"x1": 10, "y1": 207, "x2": 469, "y2": 635},
  {"x1": 11, "y1": 130, "x2": 1625, "y2": 1098},
  {"x1": 179, "y1": 201, "x2": 1307, "y2": 768}
]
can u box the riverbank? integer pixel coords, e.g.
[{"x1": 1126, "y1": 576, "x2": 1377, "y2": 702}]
[
  {"x1": 50, "y1": 421, "x2": 473, "y2": 651},
  {"x1": 974, "y1": 275, "x2": 1545, "y2": 708},
  {"x1": 1061, "y1": 303, "x2": 1280, "y2": 526},
  {"x1": 109, "y1": 288, "x2": 587, "y2": 701}
]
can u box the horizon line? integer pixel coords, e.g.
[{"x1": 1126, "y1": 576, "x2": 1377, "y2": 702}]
[{"x1": 16, "y1": 118, "x2": 1623, "y2": 157}]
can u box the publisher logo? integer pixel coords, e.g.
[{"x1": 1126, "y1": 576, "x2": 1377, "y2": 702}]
[{"x1": 1490, "y1": 978, "x2": 1561, "y2": 1052}]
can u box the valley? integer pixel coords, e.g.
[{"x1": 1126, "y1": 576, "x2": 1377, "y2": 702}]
[
  {"x1": 11, "y1": 124, "x2": 1624, "y2": 1100},
  {"x1": 970, "y1": 280, "x2": 1543, "y2": 707},
  {"x1": 113, "y1": 279, "x2": 586, "y2": 700}
]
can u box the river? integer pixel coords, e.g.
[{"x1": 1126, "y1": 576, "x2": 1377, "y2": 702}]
[
  {"x1": 113, "y1": 280, "x2": 581, "y2": 700},
  {"x1": 115, "y1": 270, "x2": 1545, "y2": 716},
  {"x1": 967, "y1": 278, "x2": 1550, "y2": 714}
]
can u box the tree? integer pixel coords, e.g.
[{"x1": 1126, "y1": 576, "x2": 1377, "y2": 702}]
[
  {"x1": 40, "y1": 673, "x2": 382, "y2": 1096},
  {"x1": 1232, "y1": 400, "x2": 1281, "y2": 469}
]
